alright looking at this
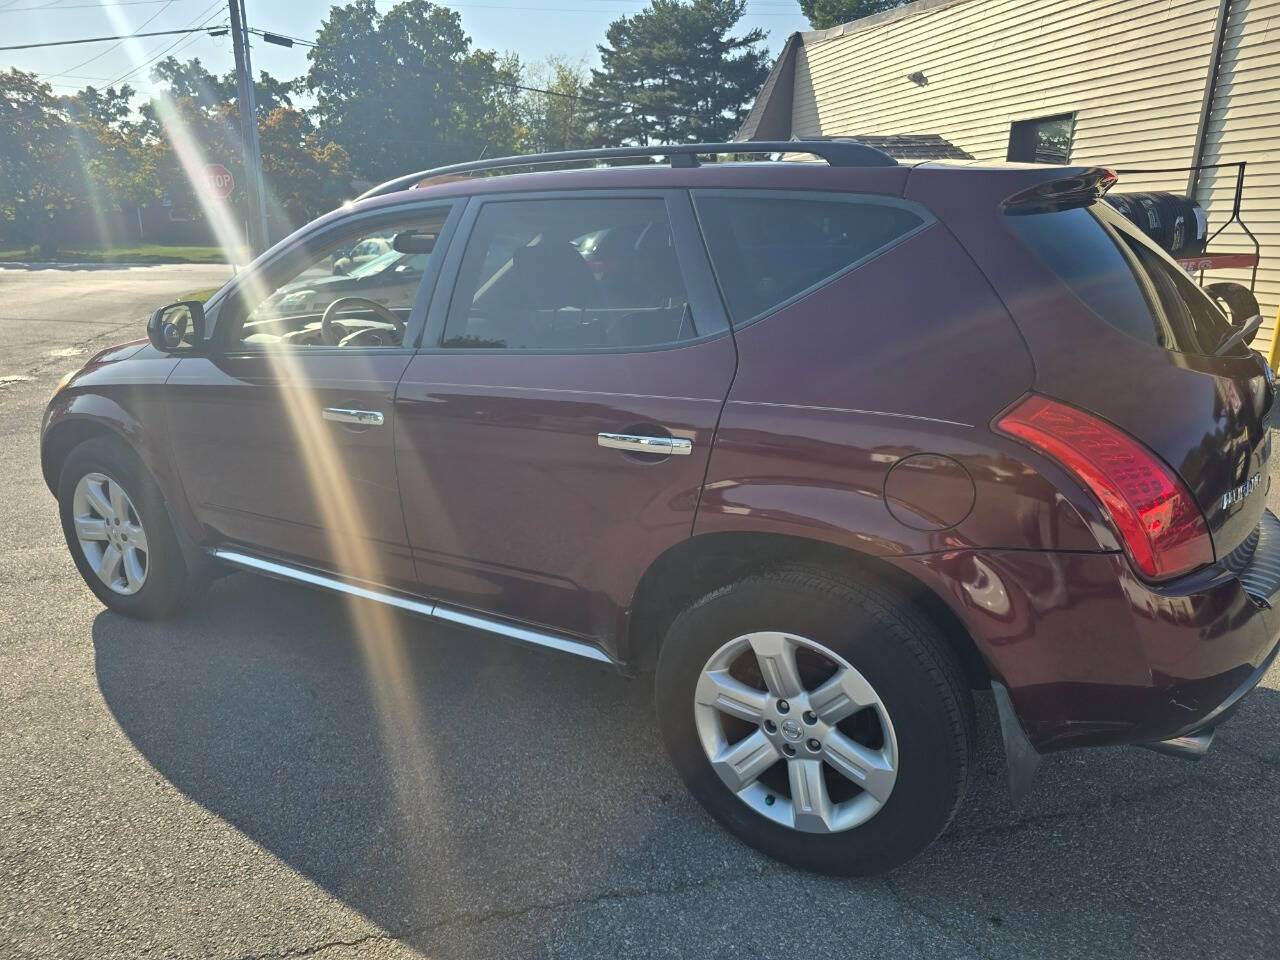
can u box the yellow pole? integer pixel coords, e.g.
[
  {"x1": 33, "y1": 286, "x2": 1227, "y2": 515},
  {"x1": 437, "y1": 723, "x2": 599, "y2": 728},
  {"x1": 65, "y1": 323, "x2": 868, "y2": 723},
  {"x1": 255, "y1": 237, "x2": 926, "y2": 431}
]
[{"x1": 1270, "y1": 305, "x2": 1280, "y2": 371}]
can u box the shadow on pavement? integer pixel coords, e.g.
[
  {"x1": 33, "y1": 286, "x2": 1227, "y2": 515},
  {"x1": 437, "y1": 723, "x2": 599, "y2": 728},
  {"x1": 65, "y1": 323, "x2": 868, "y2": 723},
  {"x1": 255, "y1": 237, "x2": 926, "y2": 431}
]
[{"x1": 93, "y1": 571, "x2": 1280, "y2": 958}]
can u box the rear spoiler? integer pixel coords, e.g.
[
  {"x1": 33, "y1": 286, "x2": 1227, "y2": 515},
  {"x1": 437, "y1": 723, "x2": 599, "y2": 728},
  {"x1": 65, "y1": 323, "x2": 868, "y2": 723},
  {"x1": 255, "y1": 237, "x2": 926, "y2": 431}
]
[{"x1": 1002, "y1": 167, "x2": 1118, "y2": 215}]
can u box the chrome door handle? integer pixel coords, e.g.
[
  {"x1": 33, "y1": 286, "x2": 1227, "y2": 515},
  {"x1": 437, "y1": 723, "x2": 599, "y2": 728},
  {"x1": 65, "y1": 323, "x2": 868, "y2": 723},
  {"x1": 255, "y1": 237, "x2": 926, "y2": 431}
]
[
  {"x1": 597, "y1": 432, "x2": 692, "y2": 456},
  {"x1": 322, "y1": 407, "x2": 385, "y2": 426}
]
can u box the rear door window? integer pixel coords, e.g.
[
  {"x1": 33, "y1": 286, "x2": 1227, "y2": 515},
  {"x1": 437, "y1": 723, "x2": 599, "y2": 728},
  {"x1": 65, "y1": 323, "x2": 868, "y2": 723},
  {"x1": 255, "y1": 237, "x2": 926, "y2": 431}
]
[
  {"x1": 693, "y1": 193, "x2": 929, "y2": 325},
  {"x1": 440, "y1": 196, "x2": 716, "y2": 350},
  {"x1": 1006, "y1": 203, "x2": 1239, "y2": 356}
]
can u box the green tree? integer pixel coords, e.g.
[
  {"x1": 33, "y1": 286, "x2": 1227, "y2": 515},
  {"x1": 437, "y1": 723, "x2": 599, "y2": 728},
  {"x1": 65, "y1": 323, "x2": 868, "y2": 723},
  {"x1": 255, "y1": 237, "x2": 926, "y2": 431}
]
[
  {"x1": 62, "y1": 83, "x2": 136, "y2": 129},
  {"x1": 143, "y1": 58, "x2": 344, "y2": 232},
  {"x1": 61, "y1": 84, "x2": 155, "y2": 222},
  {"x1": 0, "y1": 70, "x2": 81, "y2": 254},
  {"x1": 259, "y1": 107, "x2": 353, "y2": 226},
  {"x1": 518, "y1": 56, "x2": 598, "y2": 154},
  {"x1": 587, "y1": 0, "x2": 769, "y2": 146},
  {"x1": 141, "y1": 57, "x2": 295, "y2": 134},
  {"x1": 145, "y1": 96, "x2": 239, "y2": 223},
  {"x1": 799, "y1": 0, "x2": 911, "y2": 30},
  {"x1": 69, "y1": 115, "x2": 155, "y2": 217},
  {"x1": 305, "y1": 0, "x2": 523, "y2": 182},
  {"x1": 149, "y1": 57, "x2": 228, "y2": 108}
]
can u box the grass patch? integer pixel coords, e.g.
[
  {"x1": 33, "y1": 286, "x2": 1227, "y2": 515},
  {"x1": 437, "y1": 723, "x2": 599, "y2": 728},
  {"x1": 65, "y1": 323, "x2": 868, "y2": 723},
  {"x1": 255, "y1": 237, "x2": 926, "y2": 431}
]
[
  {"x1": 0, "y1": 244, "x2": 238, "y2": 264},
  {"x1": 180, "y1": 288, "x2": 221, "y2": 303}
]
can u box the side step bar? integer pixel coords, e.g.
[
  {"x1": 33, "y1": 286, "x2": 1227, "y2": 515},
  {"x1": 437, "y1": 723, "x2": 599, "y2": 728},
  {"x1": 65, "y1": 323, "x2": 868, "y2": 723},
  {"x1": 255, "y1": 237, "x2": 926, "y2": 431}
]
[{"x1": 212, "y1": 548, "x2": 615, "y2": 666}]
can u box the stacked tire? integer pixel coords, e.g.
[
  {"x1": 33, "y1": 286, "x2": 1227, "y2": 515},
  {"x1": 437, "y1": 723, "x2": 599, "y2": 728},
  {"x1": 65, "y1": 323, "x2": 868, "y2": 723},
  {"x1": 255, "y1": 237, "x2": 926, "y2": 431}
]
[{"x1": 1106, "y1": 192, "x2": 1207, "y2": 259}]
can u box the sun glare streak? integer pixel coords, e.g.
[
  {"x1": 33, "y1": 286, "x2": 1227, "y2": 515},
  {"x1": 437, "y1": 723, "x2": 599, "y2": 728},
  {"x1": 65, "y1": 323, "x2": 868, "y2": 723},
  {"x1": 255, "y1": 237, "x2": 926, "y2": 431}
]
[
  {"x1": 111, "y1": 13, "x2": 459, "y2": 885},
  {"x1": 260, "y1": 344, "x2": 460, "y2": 887},
  {"x1": 216, "y1": 215, "x2": 465, "y2": 891},
  {"x1": 66, "y1": 122, "x2": 117, "y2": 252},
  {"x1": 150, "y1": 94, "x2": 249, "y2": 260},
  {"x1": 75, "y1": 0, "x2": 460, "y2": 905}
]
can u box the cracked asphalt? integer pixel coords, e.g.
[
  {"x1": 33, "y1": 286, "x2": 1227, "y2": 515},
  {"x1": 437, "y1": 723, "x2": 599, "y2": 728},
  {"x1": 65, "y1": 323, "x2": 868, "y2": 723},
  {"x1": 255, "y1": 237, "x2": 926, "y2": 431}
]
[{"x1": 2, "y1": 264, "x2": 1280, "y2": 960}]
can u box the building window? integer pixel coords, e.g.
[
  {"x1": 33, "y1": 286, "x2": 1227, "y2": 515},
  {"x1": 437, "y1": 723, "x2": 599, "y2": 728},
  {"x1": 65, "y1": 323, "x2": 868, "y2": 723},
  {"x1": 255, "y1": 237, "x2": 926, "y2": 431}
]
[{"x1": 1007, "y1": 113, "x2": 1075, "y2": 164}]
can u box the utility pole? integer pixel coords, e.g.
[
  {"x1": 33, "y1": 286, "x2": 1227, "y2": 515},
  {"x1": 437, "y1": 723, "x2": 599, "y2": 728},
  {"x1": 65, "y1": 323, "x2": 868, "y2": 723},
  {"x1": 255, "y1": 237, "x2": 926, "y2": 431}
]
[{"x1": 227, "y1": 0, "x2": 270, "y2": 254}]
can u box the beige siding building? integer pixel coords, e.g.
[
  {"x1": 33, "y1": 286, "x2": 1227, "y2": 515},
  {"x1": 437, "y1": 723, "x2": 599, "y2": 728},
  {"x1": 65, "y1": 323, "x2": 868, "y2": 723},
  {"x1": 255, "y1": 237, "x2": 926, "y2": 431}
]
[{"x1": 739, "y1": 0, "x2": 1280, "y2": 353}]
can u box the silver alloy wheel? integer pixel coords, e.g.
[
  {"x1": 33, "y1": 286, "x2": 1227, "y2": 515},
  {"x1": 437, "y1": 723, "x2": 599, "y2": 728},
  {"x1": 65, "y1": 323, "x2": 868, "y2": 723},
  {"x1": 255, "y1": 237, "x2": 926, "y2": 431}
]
[
  {"x1": 693, "y1": 631, "x2": 898, "y2": 834},
  {"x1": 71, "y1": 472, "x2": 148, "y2": 596}
]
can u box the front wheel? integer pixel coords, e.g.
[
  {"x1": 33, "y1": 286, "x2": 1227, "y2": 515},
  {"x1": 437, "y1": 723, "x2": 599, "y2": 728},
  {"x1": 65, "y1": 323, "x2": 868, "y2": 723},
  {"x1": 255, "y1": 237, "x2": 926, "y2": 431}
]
[
  {"x1": 57, "y1": 436, "x2": 202, "y2": 619},
  {"x1": 655, "y1": 566, "x2": 975, "y2": 876}
]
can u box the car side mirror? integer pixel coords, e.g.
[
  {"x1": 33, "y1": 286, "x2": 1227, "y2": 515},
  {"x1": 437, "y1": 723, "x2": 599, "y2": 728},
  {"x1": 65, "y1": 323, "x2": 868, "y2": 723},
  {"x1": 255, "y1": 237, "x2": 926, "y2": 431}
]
[{"x1": 147, "y1": 300, "x2": 206, "y2": 354}]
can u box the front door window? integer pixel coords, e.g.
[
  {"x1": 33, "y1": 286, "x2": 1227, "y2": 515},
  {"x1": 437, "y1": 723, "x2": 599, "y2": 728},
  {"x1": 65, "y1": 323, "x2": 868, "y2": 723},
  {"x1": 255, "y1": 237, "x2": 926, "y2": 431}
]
[{"x1": 232, "y1": 210, "x2": 450, "y2": 348}]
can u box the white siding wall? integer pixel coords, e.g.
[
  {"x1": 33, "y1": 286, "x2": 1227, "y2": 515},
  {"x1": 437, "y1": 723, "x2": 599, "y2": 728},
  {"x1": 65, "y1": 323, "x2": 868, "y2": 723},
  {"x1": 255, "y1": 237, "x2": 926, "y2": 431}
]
[
  {"x1": 1196, "y1": 0, "x2": 1280, "y2": 351},
  {"x1": 790, "y1": 0, "x2": 1280, "y2": 353}
]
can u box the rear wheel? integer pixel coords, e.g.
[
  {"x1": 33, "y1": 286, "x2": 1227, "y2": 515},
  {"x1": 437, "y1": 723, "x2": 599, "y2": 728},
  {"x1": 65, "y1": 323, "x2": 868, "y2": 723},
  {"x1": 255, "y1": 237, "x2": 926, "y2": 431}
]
[
  {"x1": 57, "y1": 436, "x2": 201, "y2": 619},
  {"x1": 655, "y1": 566, "x2": 975, "y2": 875}
]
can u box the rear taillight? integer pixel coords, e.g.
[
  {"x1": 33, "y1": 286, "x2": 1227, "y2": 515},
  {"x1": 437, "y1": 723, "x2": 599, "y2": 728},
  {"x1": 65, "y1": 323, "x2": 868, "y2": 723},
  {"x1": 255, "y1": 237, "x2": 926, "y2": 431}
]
[{"x1": 996, "y1": 394, "x2": 1212, "y2": 581}]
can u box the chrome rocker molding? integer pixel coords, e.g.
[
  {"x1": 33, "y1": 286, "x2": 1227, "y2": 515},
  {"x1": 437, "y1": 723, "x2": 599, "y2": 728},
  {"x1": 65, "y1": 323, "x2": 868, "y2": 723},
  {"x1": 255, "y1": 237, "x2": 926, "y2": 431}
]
[{"x1": 212, "y1": 548, "x2": 615, "y2": 665}]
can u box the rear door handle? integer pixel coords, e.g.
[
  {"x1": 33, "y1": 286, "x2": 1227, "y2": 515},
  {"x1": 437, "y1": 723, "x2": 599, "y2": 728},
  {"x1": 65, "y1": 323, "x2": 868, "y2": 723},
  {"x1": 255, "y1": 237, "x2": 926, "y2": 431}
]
[
  {"x1": 323, "y1": 407, "x2": 385, "y2": 426},
  {"x1": 597, "y1": 432, "x2": 692, "y2": 456}
]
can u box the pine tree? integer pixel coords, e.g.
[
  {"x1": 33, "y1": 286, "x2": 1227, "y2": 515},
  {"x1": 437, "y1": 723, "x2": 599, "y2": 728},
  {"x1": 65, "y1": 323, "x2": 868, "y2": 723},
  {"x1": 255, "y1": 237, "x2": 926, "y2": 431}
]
[{"x1": 588, "y1": 0, "x2": 770, "y2": 146}]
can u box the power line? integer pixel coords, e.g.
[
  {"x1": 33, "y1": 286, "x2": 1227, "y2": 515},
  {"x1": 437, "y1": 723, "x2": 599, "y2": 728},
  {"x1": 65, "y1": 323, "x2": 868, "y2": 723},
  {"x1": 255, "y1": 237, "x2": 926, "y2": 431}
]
[
  {"x1": 101, "y1": 0, "x2": 225, "y2": 88},
  {"x1": 42, "y1": 0, "x2": 176, "y2": 79},
  {"x1": 1, "y1": 0, "x2": 191, "y2": 12},
  {"x1": 0, "y1": 24, "x2": 220, "y2": 51},
  {"x1": 27, "y1": 3, "x2": 749, "y2": 121},
  {"x1": 105, "y1": 24, "x2": 209, "y2": 87}
]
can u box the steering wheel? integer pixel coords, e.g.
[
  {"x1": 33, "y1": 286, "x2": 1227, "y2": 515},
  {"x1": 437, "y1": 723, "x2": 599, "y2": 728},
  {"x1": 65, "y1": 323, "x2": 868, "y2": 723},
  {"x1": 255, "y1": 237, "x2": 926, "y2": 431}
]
[{"x1": 321, "y1": 297, "x2": 405, "y2": 346}]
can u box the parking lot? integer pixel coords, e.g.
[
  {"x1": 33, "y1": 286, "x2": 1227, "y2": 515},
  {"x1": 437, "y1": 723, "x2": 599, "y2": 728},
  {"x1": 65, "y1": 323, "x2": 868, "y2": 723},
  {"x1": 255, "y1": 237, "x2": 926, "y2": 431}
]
[{"x1": 2, "y1": 263, "x2": 1280, "y2": 959}]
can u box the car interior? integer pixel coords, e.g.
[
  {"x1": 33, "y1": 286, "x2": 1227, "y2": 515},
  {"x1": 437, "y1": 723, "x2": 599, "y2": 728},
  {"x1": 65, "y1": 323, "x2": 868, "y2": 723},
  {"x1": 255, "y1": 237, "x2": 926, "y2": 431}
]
[
  {"x1": 442, "y1": 201, "x2": 697, "y2": 350},
  {"x1": 226, "y1": 200, "x2": 702, "y2": 352},
  {"x1": 231, "y1": 224, "x2": 442, "y2": 349}
]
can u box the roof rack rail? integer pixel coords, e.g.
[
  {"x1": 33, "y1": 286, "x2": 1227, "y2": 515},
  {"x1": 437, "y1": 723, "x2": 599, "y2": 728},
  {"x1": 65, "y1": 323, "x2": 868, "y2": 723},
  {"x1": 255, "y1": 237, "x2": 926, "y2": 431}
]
[{"x1": 355, "y1": 139, "x2": 897, "y2": 200}]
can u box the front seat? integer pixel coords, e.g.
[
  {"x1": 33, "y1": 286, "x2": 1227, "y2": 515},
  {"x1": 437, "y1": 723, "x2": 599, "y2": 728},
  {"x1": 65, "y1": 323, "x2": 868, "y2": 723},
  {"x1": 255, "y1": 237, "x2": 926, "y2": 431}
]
[
  {"x1": 510, "y1": 240, "x2": 601, "y2": 309},
  {"x1": 470, "y1": 240, "x2": 602, "y2": 348}
]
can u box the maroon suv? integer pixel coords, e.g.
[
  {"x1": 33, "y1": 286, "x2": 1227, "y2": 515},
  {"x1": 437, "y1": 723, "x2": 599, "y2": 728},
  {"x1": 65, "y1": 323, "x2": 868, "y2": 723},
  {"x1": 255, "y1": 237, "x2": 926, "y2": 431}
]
[{"x1": 41, "y1": 141, "x2": 1279, "y2": 875}]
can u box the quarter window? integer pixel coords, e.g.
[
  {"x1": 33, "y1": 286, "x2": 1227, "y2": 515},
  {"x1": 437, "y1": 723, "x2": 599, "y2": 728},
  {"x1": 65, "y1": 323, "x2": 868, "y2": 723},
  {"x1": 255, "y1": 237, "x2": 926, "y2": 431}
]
[
  {"x1": 441, "y1": 197, "x2": 700, "y2": 350},
  {"x1": 1006, "y1": 203, "x2": 1238, "y2": 356},
  {"x1": 693, "y1": 194, "x2": 927, "y2": 325}
]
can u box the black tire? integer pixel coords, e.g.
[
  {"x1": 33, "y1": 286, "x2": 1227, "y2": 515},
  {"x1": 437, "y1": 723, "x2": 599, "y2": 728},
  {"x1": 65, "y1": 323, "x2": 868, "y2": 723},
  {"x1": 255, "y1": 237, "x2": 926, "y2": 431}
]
[
  {"x1": 57, "y1": 435, "x2": 202, "y2": 619},
  {"x1": 655, "y1": 566, "x2": 975, "y2": 876},
  {"x1": 1107, "y1": 191, "x2": 1206, "y2": 258}
]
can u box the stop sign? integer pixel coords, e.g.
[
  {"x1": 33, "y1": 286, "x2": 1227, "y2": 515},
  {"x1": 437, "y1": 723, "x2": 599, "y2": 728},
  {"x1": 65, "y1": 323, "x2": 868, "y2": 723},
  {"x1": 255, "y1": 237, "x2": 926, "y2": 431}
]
[{"x1": 203, "y1": 163, "x2": 234, "y2": 199}]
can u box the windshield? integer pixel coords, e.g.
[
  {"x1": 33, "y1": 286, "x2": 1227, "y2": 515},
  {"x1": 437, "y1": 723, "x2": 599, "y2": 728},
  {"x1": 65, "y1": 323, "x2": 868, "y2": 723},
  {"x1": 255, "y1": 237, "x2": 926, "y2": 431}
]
[{"x1": 347, "y1": 248, "x2": 404, "y2": 278}]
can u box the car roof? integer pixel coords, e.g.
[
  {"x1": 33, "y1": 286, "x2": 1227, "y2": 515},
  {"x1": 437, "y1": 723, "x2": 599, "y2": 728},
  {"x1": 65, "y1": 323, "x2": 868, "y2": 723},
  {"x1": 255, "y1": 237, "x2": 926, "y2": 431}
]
[{"x1": 297, "y1": 158, "x2": 1099, "y2": 248}]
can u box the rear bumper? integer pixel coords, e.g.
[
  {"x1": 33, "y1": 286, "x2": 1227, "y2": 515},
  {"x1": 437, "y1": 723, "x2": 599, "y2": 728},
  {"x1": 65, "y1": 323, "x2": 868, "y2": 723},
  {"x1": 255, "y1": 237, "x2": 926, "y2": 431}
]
[
  {"x1": 1147, "y1": 628, "x2": 1280, "y2": 748},
  {"x1": 889, "y1": 510, "x2": 1280, "y2": 753}
]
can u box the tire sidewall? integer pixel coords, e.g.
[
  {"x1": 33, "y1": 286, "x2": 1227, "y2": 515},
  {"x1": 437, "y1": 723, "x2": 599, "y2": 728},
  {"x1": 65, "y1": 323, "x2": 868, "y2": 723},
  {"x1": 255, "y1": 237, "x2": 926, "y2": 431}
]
[
  {"x1": 57, "y1": 437, "x2": 187, "y2": 619},
  {"x1": 655, "y1": 573, "x2": 970, "y2": 875}
]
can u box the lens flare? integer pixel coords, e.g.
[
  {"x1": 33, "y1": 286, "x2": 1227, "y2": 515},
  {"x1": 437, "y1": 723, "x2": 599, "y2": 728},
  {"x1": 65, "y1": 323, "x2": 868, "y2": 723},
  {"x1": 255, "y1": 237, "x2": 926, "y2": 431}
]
[{"x1": 97, "y1": 7, "x2": 466, "y2": 890}]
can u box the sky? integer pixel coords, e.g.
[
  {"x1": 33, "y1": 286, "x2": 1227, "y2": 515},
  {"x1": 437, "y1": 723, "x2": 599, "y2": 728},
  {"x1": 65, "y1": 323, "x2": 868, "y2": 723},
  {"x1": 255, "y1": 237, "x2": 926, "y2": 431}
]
[{"x1": 1, "y1": 0, "x2": 808, "y2": 99}]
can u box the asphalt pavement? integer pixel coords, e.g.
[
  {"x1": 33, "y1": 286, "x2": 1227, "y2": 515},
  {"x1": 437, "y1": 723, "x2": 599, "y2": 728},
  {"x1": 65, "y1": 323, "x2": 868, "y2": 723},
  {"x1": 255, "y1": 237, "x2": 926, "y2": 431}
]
[{"x1": 2, "y1": 263, "x2": 1279, "y2": 959}]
